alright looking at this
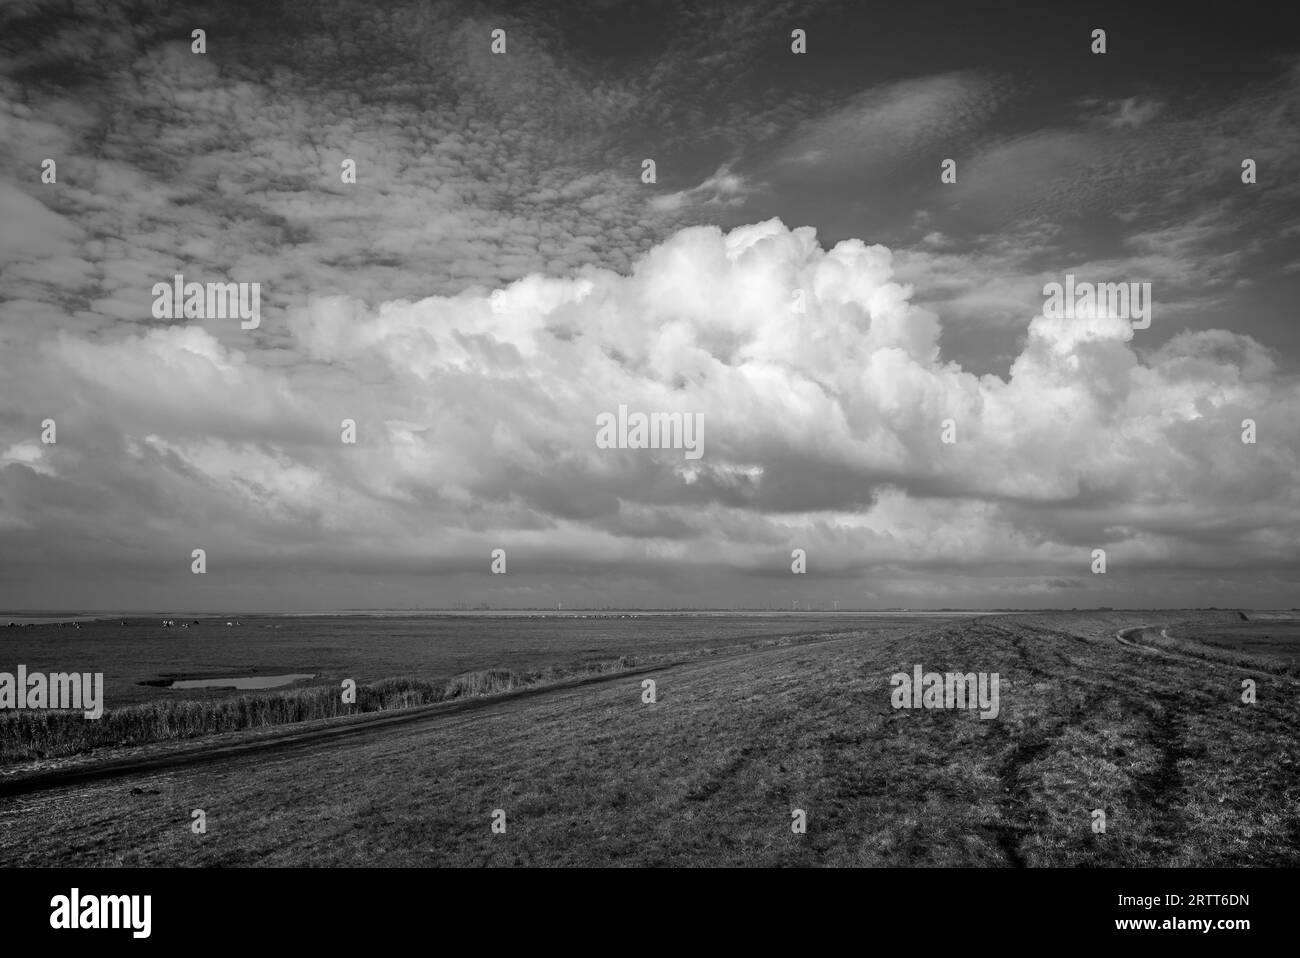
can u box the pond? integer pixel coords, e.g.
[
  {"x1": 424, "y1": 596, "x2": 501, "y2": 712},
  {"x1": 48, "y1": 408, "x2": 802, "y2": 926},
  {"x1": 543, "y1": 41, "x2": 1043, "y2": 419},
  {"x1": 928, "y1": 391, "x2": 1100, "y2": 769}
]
[{"x1": 168, "y1": 673, "x2": 317, "y2": 690}]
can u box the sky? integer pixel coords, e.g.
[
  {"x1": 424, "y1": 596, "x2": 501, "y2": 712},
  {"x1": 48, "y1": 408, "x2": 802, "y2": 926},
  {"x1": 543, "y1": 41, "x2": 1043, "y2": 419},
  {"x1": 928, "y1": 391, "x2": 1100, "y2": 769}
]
[{"x1": 1, "y1": 0, "x2": 1298, "y2": 611}]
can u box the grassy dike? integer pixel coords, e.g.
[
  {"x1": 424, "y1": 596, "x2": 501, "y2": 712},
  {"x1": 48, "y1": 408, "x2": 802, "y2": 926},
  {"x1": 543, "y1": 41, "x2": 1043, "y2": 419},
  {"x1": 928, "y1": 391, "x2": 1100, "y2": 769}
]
[
  {"x1": 0, "y1": 657, "x2": 640, "y2": 763},
  {"x1": 0, "y1": 628, "x2": 850, "y2": 764}
]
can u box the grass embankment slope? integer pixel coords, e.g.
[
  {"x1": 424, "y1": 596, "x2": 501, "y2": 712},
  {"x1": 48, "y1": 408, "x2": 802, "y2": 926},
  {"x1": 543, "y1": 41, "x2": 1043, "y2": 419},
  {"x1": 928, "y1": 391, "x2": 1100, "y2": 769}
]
[
  {"x1": 0, "y1": 623, "x2": 913, "y2": 763},
  {"x1": 0, "y1": 611, "x2": 1295, "y2": 866}
]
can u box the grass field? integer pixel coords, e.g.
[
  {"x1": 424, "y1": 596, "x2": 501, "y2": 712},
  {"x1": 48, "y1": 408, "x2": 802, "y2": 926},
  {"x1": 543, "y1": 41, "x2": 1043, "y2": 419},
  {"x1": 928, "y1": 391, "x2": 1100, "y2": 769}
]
[
  {"x1": 0, "y1": 613, "x2": 951, "y2": 762},
  {"x1": 0, "y1": 613, "x2": 949, "y2": 705},
  {"x1": 1163, "y1": 620, "x2": 1300, "y2": 670},
  {"x1": 0, "y1": 610, "x2": 1296, "y2": 867}
]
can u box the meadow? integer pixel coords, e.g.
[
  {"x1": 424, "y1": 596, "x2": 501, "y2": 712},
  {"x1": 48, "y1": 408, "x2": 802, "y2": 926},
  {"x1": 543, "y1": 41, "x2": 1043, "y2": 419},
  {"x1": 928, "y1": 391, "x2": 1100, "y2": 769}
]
[
  {"x1": 0, "y1": 613, "x2": 948, "y2": 762},
  {"x1": 1161, "y1": 619, "x2": 1300, "y2": 671}
]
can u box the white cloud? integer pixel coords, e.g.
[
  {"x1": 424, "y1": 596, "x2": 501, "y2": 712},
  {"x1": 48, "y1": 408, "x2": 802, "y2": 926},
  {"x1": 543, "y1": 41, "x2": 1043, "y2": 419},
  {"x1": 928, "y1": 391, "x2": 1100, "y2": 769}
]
[{"x1": 3, "y1": 218, "x2": 1297, "y2": 607}]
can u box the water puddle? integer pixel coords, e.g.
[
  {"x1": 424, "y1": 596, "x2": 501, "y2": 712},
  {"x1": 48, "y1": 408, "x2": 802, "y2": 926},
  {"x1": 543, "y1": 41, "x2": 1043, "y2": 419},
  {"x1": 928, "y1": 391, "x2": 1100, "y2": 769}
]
[{"x1": 168, "y1": 673, "x2": 317, "y2": 690}]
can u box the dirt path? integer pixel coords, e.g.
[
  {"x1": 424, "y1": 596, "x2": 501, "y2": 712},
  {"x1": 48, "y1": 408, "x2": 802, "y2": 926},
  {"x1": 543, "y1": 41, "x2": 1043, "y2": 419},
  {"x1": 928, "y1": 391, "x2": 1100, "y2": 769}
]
[
  {"x1": 1113, "y1": 624, "x2": 1223, "y2": 667},
  {"x1": 1115, "y1": 625, "x2": 1172, "y2": 655},
  {"x1": 1116, "y1": 625, "x2": 1300, "y2": 684}
]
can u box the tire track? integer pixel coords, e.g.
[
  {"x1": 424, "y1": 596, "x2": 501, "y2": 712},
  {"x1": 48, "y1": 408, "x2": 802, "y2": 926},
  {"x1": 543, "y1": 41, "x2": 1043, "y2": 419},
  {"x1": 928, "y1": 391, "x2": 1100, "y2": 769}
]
[{"x1": 991, "y1": 631, "x2": 1079, "y2": 867}]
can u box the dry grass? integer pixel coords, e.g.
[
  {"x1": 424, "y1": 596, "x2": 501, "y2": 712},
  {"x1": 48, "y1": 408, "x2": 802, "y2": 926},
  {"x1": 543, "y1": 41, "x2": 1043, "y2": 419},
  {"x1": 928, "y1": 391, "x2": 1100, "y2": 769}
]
[{"x1": 2, "y1": 612, "x2": 1296, "y2": 867}]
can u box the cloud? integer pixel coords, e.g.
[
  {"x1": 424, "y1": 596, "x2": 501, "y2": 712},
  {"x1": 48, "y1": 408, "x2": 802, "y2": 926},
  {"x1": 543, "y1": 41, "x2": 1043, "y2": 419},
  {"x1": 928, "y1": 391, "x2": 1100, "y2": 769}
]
[
  {"x1": 767, "y1": 72, "x2": 1010, "y2": 176},
  {"x1": 2, "y1": 2, "x2": 1297, "y2": 608},
  {"x1": 1081, "y1": 96, "x2": 1165, "y2": 129},
  {"x1": 649, "y1": 163, "x2": 753, "y2": 213},
  {"x1": 3, "y1": 218, "x2": 1297, "y2": 607}
]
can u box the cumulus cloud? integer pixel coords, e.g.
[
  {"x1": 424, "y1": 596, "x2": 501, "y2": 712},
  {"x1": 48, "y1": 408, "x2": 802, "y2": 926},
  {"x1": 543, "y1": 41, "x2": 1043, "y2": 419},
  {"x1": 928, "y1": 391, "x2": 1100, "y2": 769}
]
[{"x1": 2, "y1": 219, "x2": 1297, "y2": 608}]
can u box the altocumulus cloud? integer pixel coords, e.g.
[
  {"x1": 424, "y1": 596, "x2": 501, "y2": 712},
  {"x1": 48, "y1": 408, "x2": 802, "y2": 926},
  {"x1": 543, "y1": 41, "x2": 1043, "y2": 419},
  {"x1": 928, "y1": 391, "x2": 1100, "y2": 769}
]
[{"x1": 2, "y1": 219, "x2": 1298, "y2": 609}]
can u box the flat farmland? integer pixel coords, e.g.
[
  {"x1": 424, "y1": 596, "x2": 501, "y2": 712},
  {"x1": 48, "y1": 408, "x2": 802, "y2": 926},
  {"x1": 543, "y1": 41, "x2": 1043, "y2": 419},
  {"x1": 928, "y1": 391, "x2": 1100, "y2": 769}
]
[{"x1": 0, "y1": 612, "x2": 952, "y2": 706}]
